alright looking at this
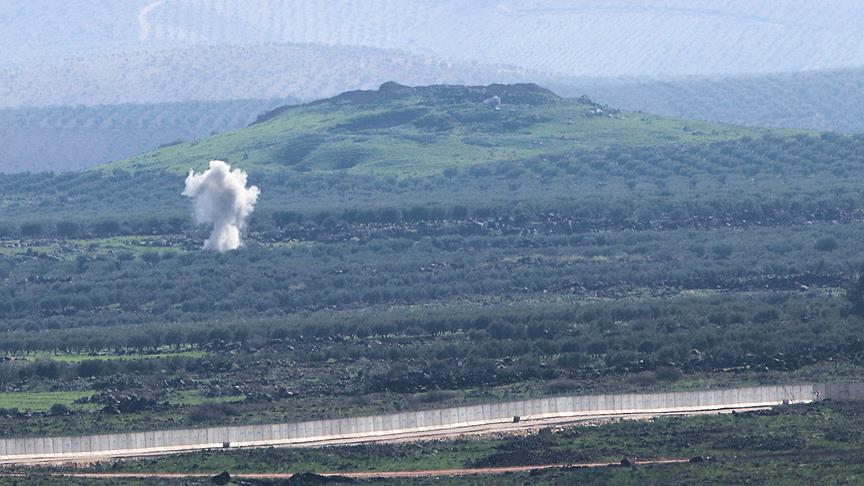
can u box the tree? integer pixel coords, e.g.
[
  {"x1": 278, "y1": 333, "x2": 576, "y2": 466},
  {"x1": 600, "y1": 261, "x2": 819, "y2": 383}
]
[
  {"x1": 56, "y1": 221, "x2": 81, "y2": 238},
  {"x1": 20, "y1": 223, "x2": 43, "y2": 237},
  {"x1": 847, "y1": 269, "x2": 864, "y2": 316},
  {"x1": 49, "y1": 403, "x2": 71, "y2": 416}
]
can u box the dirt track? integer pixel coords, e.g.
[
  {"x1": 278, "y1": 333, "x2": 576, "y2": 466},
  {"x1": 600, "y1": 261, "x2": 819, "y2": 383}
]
[{"x1": 2, "y1": 457, "x2": 691, "y2": 480}]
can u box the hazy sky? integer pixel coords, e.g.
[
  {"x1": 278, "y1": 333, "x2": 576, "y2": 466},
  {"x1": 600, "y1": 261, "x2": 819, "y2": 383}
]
[{"x1": 4, "y1": 0, "x2": 864, "y2": 77}]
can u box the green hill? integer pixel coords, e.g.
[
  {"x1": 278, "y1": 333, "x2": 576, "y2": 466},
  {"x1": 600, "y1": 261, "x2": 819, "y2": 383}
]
[{"x1": 104, "y1": 82, "x2": 769, "y2": 177}]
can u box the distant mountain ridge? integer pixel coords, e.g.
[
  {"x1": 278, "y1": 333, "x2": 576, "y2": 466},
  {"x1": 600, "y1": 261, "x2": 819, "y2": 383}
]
[
  {"x1": 6, "y1": 1, "x2": 864, "y2": 77},
  {"x1": 0, "y1": 44, "x2": 538, "y2": 108},
  {"x1": 562, "y1": 67, "x2": 864, "y2": 134}
]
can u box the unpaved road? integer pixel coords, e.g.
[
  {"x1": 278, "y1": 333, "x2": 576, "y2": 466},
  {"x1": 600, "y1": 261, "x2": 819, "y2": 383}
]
[{"x1": 1, "y1": 457, "x2": 691, "y2": 480}]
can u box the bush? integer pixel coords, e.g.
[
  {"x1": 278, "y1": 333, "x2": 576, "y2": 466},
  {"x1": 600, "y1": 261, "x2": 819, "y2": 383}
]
[
  {"x1": 49, "y1": 403, "x2": 71, "y2": 416},
  {"x1": 815, "y1": 237, "x2": 839, "y2": 252},
  {"x1": 712, "y1": 244, "x2": 733, "y2": 259},
  {"x1": 628, "y1": 371, "x2": 658, "y2": 386},
  {"x1": 77, "y1": 359, "x2": 113, "y2": 378},
  {"x1": 34, "y1": 359, "x2": 62, "y2": 379},
  {"x1": 543, "y1": 379, "x2": 582, "y2": 394},
  {"x1": 411, "y1": 390, "x2": 457, "y2": 404},
  {"x1": 654, "y1": 366, "x2": 683, "y2": 382},
  {"x1": 754, "y1": 309, "x2": 780, "y2": 323},
  {"x1": 186, "y1": 403, "x2": 239, "y2": 424}
]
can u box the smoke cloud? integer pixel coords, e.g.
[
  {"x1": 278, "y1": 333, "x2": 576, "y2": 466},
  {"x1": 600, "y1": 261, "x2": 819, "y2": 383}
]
[{"x1": 182, "y1": 160, "x2": 260, "y2": 252}]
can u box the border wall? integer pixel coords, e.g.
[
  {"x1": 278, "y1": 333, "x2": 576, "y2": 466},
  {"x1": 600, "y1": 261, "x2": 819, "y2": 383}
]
[{"x1": 0, "y1": 383, "x2": 840, "y2": 462}]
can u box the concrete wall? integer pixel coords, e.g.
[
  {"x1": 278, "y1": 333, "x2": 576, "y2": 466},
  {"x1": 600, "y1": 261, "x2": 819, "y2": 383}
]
[
  {"x1": 0, "y1": 383, "x2": 832, "y2": 461},
  {"x1": 817, "y1": 382, "x2": 864, "y2": 401}
]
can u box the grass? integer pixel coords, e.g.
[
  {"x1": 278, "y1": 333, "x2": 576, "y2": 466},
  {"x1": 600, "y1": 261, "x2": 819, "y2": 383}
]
[
  {"x1": 0, "y1": 236, "x2": 190, "y2": 260},
  {"x1": 401, "y1": 457, "x2": 864, "y2": 485},
  {"x1": 168, "y1": 390, "x2": 245, "y2": 406},
  {"x1": 0, "y1": 390, "x2": 95, "y2": 412},
  {"x1": 28, "y1": 350, "x2": 207, "y2": 364}
]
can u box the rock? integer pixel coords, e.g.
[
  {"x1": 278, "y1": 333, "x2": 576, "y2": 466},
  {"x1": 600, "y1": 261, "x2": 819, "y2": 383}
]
[
  {"x1": 482, "y1": 95, "x2": 502, "y2": 109},
  {"x1": 210, "y1": 471, "x2": 231, "y2": 484},
  {"x1": 287, "y1": 472, "x2": 354, "y2": 484}
]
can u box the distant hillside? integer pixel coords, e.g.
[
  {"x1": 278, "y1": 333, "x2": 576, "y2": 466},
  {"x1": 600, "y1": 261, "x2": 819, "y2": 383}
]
[
  {"x1": 104, "y1": 82, "x2": 767, "y2": 176},
  {"x1": 138, "y1": 0, "x2": 864, "y2": 77},
  {"x1": 0, "y1": 44, "x2": 536, "y2": 108},
  {"x1": 560, "y1": 68, "x2": 864, "y2": 133},
  {"x1": 5, "y1": 1, "x2": 864, "y2": 77},
  {"x1": 0, "y1": 98, "x2": 296, "y2": 173}
]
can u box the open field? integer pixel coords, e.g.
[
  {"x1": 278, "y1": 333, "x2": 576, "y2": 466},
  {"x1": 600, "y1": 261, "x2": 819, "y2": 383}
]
[
  {"x1": 27, "y1": 350, "x2": 207, "y2": 364},
  {"x1": 0, "y1": 391, "x2": 96, "y2": 413}
]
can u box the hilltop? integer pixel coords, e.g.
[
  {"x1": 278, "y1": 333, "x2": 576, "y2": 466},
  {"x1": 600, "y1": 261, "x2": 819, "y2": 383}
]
[{"x1": 104, "y1": 82, "x2": 766, "y2": 176}]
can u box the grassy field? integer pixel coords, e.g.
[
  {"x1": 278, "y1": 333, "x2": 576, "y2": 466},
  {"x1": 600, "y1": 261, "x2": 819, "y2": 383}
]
[
  {"x1": 0, "y1": 390, "x2": 95, "y2": 412},
  {"x1": 0, "y1": 236, "x2": 192, "y2": 260},
  {"x1": 28, "y1": 350, "x2": 207, "y2": 364},
  {"x1": 168, "y1": 390, "x2": 245, "y2": 406}
]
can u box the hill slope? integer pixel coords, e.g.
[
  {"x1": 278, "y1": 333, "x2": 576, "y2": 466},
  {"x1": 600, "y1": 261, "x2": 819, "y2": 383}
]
[
  {"x1": 0, "y1": 98, "x2": 296, "y2": 173},
  {"x1": 561, "y1": 68, "x2": 864, "y2": 133},
  {"x1": 104, "y1": 82, "x2": 767, "y2": 176},
  {"x1": 0, "y1": 44, "x2": 536, "y2": 108}
]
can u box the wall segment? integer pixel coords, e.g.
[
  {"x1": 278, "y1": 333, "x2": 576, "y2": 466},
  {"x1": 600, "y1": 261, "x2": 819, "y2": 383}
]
[{"x1": 0, "y1": 383, "x2": 839, "y2": 463}]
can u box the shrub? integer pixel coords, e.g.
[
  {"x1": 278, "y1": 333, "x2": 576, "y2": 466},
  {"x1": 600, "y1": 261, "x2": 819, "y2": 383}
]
[
  {"x1": 186, "y1": 403, "x2": 239, "y2": 424},
  {"x1": 49, "y1": 403, "x2": 71, "y2": 416},
  {"x1": 814, "y1": 237, "x2": 839, "y2": 252},
  {"x1": 654, "y1": 366, "x2": 683, "y2": 382}
]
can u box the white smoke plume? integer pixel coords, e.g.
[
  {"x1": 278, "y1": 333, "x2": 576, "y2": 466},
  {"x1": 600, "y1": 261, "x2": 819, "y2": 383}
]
[{"x1": 182, "y1": 160, "x2": 260, "y2": 252}]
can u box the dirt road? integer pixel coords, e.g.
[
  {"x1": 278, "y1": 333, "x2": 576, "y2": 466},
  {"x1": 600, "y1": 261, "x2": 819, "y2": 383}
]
[{"x1": 2, "y1": 457, "x2": 691, "y2": 480}]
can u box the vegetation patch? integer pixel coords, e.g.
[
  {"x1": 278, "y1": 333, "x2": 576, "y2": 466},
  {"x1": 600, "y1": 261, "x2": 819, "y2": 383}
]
[{"x1": 0, "y1": 390, "x2": 95, "y2": 413}]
